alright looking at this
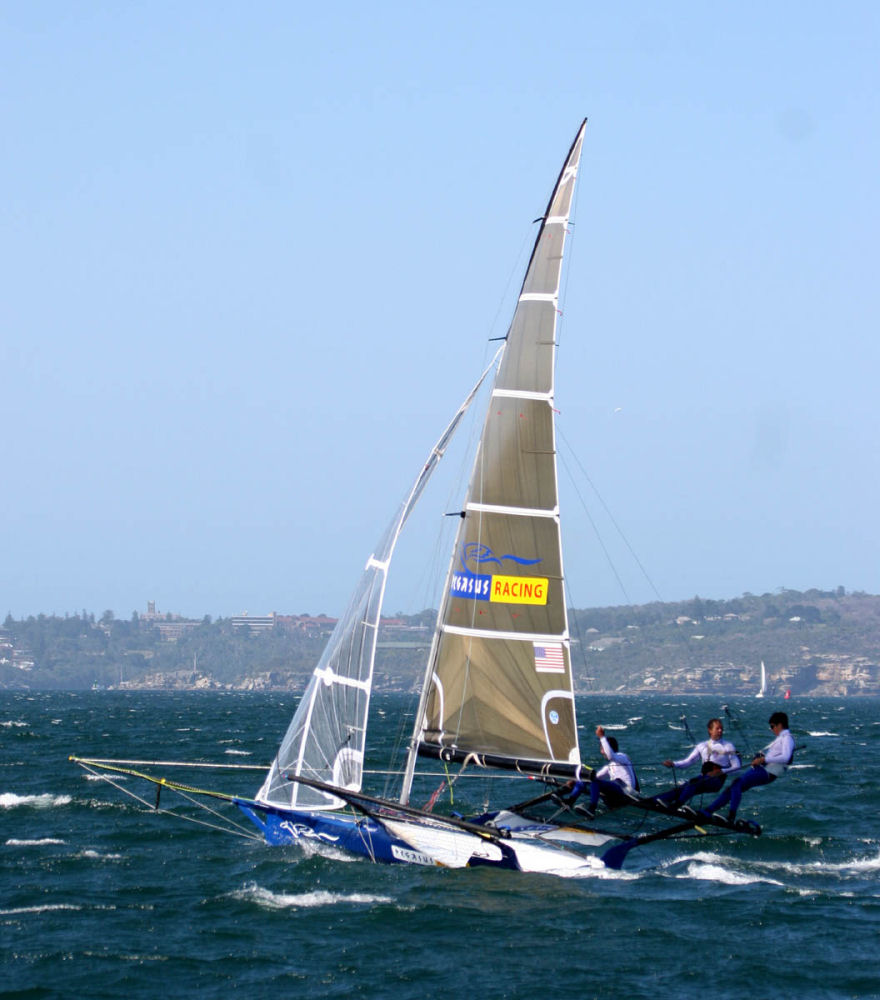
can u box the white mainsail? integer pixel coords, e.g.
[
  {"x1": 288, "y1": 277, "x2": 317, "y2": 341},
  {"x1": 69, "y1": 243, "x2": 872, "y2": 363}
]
[{"x1": 756, "y1": 660, "x2": 767, "y2": 698}]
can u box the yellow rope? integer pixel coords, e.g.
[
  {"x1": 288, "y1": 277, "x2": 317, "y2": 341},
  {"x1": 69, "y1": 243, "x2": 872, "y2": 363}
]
[
  {"x1": 73, "y1": 758, "x2": 262, "y2": 841},
  {"x1": 70, "y1": 756, "x2": 237, "y2": 802}
]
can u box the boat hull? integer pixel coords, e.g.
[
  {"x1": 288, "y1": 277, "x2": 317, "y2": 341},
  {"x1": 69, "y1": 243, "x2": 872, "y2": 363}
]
[
  {"x1": 235, "y1": 800, "x2": 443, "y2": 866},
  {"x1": 235, "y1": 799, "x2": 595, "y2": 873}
]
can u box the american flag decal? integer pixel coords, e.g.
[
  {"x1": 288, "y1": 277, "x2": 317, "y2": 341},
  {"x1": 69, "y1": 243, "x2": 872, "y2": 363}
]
[{"x1": 533, "y1": 642, "x2": 565, "y2": 673}]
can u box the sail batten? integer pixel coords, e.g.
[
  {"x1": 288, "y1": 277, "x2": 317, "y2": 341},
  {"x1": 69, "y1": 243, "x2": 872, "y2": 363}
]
[
  {"x1": 493, "y1": 388, "x2": 554, "y2": 400},
  {"x1": 441, "y1": 624, "x2": 570, "y2": 643},
  {"x1": 466, "y1": 502, "x2": 558, "y2": 517}
]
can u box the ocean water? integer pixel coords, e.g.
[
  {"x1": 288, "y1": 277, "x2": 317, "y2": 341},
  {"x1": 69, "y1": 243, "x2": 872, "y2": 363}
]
[{"x1": 2, "y1": 691, "x2": 879, "y2": 1000}]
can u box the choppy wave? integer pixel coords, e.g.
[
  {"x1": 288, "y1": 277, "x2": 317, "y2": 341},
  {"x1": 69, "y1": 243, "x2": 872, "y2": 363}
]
[
  {"x1": 0, "y1": 792, "x2": 72, "y2": 809},
  {"x1": 2, "y1": 691, "x2": 879, "y2": 998},
  {"x1": 681, "y1": 859, "x2": 785, "y2": 886},
  {"x1": 231, "y1": 883, "x2": 394, "y2": 910},
  {"x1": 802, "y1": 851, "x2": 880, "y2": 873}
]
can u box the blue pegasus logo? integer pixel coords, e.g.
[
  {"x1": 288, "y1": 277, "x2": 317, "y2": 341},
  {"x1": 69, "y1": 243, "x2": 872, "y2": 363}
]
[
  {"x1": 459, "y1": 543, "x2": 541, "y2": 572},
  {"x1": 450, "y1": 544, "x2": 543, "y2": 602}
]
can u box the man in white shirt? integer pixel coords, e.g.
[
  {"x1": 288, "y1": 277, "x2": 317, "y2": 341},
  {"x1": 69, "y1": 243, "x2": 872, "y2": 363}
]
[
  {"x1": 653, "y1": 717, "x2": 741, "y2": 811},
  {"x1": 699, "y1": 711, "x2": 795, "y2": 822},
  {"x1": 563, "y1": 725, "x2": 638, "y2": 819}
]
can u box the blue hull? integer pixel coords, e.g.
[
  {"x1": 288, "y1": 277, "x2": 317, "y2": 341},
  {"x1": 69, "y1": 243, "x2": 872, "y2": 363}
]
[
  {"x1": 235, "y1": 799, "x2": 443, "y2": 866},
  {"x1": 234, "y1": 799, "x2": 522, "y2": 869}
]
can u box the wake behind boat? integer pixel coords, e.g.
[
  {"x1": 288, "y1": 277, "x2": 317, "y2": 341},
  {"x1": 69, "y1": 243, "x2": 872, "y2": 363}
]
[{"x1": 71, "y1": 121, "x2": 765, "y2": 872}]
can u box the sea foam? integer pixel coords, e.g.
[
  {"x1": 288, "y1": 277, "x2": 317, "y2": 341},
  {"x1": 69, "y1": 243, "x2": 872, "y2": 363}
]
[
  {"x1": 682, "y1": 861, "x2": 784, "y2": 886},
  {"x1": 232, "y1": 883, "x2": 394, "y2": 910},
  {"x1": 5, "y1": 838, "x2": 66, "y2": 846},
  {"x1": 0, "y1": 792, "x2": 72, "y2": 809}
]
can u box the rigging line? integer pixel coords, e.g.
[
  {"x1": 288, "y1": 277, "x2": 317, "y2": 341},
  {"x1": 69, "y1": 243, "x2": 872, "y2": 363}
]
[
  {"x1": 164, "y1": 786, "x2": 264, "y2": 840},
  {"x1": 722, "y1": 704, "x2": 756, "y2": 759},
  {"x1": 76, "y1": 761, "x2": 261, "y2": 841},
  {"x1": 563, "y1": 575, "x2": 595, "y2": 694},
  {"x1": 664, "y1": 713, "x2": 698, "y2": 789},
  {"x1": 557, "y1": 446, "x2": 632, "y2": 606},
  {"x1": 70, "y1": 757, "x2": 269, "y2": 771},
  {"x1": 555, "y1": 154, "x2": 581, "y2": 354},
  {"x1": 484, "y1": 221, "x2": 541, "y2": 351},
  {"x1": 681, "y1": 714, "x2": 696, "y2": 744},
  {"x1": 71, "y1": 757, "x2": 240, "y2": 803},
  {"x1": 557, "y1": 426, "x2": 664, "y2": 604}
]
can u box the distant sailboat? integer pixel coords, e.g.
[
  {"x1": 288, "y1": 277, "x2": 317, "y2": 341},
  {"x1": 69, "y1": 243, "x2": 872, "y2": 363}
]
[{"x1": 755, "y1": 660, "x2": 767, "y2": 698}]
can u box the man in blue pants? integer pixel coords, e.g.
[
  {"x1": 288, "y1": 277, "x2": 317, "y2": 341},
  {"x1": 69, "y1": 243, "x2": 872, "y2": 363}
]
[
  {"x1": 562, "y1": 725, "x2": 638, "y2": 819},
  {"x1": 653, "y1": 716, "x2": 741, "y2": 811},
  {"x1": 699, "y1": 711, "x2": 795, "y2": 822}
]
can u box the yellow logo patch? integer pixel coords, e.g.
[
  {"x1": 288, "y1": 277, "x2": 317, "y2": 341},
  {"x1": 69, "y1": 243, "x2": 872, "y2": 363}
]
[{"x1": 489, "y1": 576, "x2": 549, "y2": 605}]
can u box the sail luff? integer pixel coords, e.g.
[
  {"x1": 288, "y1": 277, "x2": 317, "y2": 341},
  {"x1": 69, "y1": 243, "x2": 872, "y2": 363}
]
[
  {"x1": 412, "y1": 120, "x2": 587, "y2": 779},
  {"x1": 516, "y1": 117, "x2": 588, "y2": 302}
]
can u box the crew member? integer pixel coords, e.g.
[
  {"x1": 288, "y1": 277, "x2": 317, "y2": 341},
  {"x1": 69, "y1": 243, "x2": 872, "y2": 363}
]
[{"x1": 699, "y1": 711, "x2": 795, "y2": 822}]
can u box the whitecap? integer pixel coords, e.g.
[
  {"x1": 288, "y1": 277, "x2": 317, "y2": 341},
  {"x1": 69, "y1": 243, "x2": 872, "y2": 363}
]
[
  {"x1": 806, "y1": 731, "x2": 838, "y2": 737},
  {"x1": 804, "y1": 852, "x2": 880, "y2": 873},
  {"x1": 5, "y1": 838, "x2": 66, "y2": 846},
  {"x1": 1, "y1": 720, "x2": 27, "y2": 728},
  {"x1": 224, "y1": 749, "x2": 252, "y2": 756},
  {"x1": 680, "y1": 861, "x2": 784, "y2": 886},
  {"x1": 0, "y1": 792, "x2": 72, "y2": 809},
  {"x1": 231, "y1": 883, "x2": 394, "y2": 910},
  {"x1": 0, "y1": 903, "x2": 82, "y2": 916}
]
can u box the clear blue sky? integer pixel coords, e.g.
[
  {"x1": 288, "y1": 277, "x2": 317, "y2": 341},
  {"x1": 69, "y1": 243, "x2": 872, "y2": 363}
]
[{"x1": 2, "y1": 3, "x2": 878, "y2": 620}]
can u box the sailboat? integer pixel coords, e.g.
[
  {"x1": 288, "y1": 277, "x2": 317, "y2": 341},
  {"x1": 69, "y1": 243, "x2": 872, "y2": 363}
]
[
  {"x1": 756, "y1": 660, "x2": 767, "y2": 698},
  {"x1": 234, "y1": 118, "x2": 594, "y2": 872},
  {"x1": 72, "y1": 120, "x2": 763, "y2": 872}
]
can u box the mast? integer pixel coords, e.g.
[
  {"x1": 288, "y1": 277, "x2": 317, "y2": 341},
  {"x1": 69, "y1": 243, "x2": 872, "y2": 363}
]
[{"x1": 401, "y1": 120, "x2": 588, "y2": 804}]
